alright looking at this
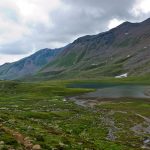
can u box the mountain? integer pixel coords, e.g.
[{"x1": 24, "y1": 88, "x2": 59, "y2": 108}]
[
  {"x1": 0, "y1": 18, "x2": 150, "y2": 80},
  {"x1": 34, "y1": 18, "x2": 150, "y2": 79},
  {"x1": 0, "y1": 48, "x2": 62, "y2": 80}
]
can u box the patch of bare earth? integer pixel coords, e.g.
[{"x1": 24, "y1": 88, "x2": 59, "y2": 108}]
[{"x1": 0, "y1": 124, "x2": 41, "y2": 150}]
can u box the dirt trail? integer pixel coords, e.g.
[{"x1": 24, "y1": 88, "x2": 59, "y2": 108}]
[
  {"x1": 0, "y1": 124, "x2": 41, "y2": 150},
  {"x1": 131, "y1": 113, "x2": 150, "y2": 135},
  {"x1": 136, "y1": 114, "x2": 150, "y2": 123},
  {"x1": 130, "y1": 114, "x2": 150, "y2": 149}
]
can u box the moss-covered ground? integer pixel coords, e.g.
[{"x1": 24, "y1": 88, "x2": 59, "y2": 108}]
[{"x1": 0, "y1": 79, "x2": 150, "y2": 149}]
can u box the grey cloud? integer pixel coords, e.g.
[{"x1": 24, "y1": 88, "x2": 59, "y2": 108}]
[
  {"x1": 0, "y1": 40, "x2": 33, "y2": 55},
  {"x1": 43, "y1": 0, "x2": 137, "y2": 45},
  {"x1": 16, "y1": 0, "x2": 138, "y2": 51},
  {"x1": 62, "y1": 0, "x2": 137, "y2": 19},
  {"x1": 0, "y1": 0, "x2": 150, "y2": 57}
]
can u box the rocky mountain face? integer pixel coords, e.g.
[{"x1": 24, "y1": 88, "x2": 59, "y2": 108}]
[
  {"x1": 35, "y1": 18, "x2": 150, "y2": 79},
  {"x1": 0, "y1": 48, "x2": 62, "y2": 79},
  {"x1": 0, "y1": 18, "x2": 150, "y2": 80}
]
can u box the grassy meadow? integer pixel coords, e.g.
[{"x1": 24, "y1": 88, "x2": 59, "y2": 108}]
[{"x1": 0, "y1": 78, "x2": 150, "y2": 150}]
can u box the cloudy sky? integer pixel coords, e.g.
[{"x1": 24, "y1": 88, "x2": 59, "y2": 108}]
[{"x1": 0, "y1": 0, "x2": 150, "y2": 64}]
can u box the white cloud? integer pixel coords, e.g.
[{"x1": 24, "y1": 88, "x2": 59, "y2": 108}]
[
  {"x1": 108, "y1": 19, "x2": 124, "y2": 29},
  {"x1": 0, "y1": 0, "x2": 62, "y2": 43},
  {"x1": 0, "y1": 0, "x2": 62, "y2": 56},
  {"x1": 0, "y1": 15, "x2": 30, "y2": 44},
  {"x1": 0, "y1": 0, "x2": 150, "y2": 64},
  {"x1": 16, "y1": 0, "x2": 61, "y2": 26},
  {"x1": 132, "y1": 0, "x2": 150, "y2": 16},
  {"x1": 0, "y1": 53, "x2": 31, "y2": 65}
]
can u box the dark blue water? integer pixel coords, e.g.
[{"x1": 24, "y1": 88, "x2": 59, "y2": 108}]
[
  {"x1": 69, "y1": 83, "x2": 150, "y2": 98},
  {"x1": 68, "y1": 83, "x2": 121, "y2": 89}
]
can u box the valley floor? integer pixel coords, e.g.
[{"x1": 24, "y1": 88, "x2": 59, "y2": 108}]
[{"x1": 0, "y1": 79, "x2": 150, "y2": 150}]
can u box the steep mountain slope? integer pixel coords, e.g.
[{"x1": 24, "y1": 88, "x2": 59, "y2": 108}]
[
  {"x1": 0, "y1": 48, "x2": 62, "y2": 79},
  {"x1": 0, "y1": 18, "x2": 150, "y2": 80},
  {"x1": 36, "y1": 18, "x2": 150, "y2": 79}
]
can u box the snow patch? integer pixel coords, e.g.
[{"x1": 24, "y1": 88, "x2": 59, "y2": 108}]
[
  {"x1": 115, "y1": 73, "x2": 128, "y2": 78},
  {"x1": 125, "y1": 32, "x2": 129, "y2": 35},
  {"x1": 91, "y1": 63, "x2": 98, "y2": 66}
]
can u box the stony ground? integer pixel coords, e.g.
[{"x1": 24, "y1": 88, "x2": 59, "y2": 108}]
[{"x1": 0, "y1": 80, "x2": 150, "y2": 150}]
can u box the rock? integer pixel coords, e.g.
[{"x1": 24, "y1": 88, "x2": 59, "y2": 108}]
[
  {"x1": 144, "y1": 138, "x2": 150, "y2": 144},
  {"x1": 59, "y1": 142, "x2": 65, "y2": 147},
  {"x1": 27, "y1": 126, "x2": 33, "y2": 130},
  {"x1": 0, "y1": 141, "x2": 4, "y2": 145},
  {"x1": 63, "y1": 99, "x2": 67, "y2": 102},
  {"x1": 24, "y1": 137, "x2": 31, "y2": 141},
  {"x1": 25, "y1": 143, "x2": 33, "y2": 149},
  {"x1": 32, "y1": 144, "x2": 41, "y2": 150}
]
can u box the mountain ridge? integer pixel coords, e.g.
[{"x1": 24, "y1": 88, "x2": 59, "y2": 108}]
[
  {"x1": 0, "y1": 48, "x2": 63, "y2": 79},
  {"x1": 0, "y1": 18, "x2": 150, "y2": 80},
  {"x1": 36, "y1": 18, "x2": 150, "y2": 79}
]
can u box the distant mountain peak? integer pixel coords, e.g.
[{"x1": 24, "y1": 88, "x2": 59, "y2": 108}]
[
  {"x1": 0, "y1": 48, "x2": 63, "y2": 80},
  {"x1": 36, "y1": 17, "x2": 150, "y2": 79},
  {"x1": 141, "y1": 17, "x2": 150, "y2": 24},
  {"x1": 1, "y1": 17, "x2": 150, "y2": 80}
]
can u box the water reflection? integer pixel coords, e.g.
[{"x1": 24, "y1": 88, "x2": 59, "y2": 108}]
[{"x1": 69, "y1": 83, "x2": 150, "y2": 98}]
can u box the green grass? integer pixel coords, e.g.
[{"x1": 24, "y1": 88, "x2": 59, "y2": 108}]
[{"x1": 0, "y1": 78, "x2": 150, "y2": 149}]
